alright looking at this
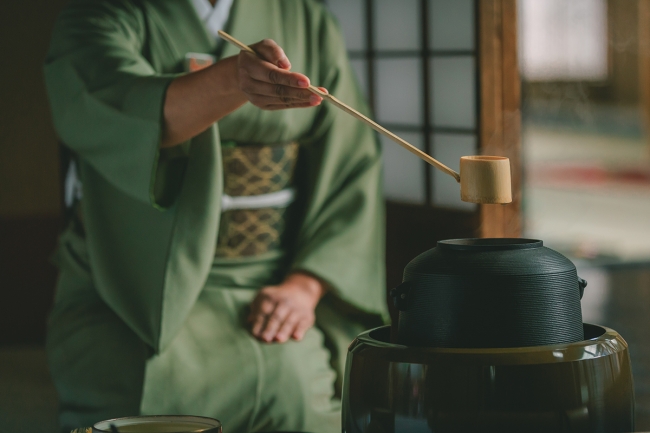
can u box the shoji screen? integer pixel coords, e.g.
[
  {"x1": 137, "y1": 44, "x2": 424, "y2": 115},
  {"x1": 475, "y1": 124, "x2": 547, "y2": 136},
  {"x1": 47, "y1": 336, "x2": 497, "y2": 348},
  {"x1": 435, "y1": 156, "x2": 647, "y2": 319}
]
[{"x1": 326, "y1": 0, "x2": 478, "y2": 211}]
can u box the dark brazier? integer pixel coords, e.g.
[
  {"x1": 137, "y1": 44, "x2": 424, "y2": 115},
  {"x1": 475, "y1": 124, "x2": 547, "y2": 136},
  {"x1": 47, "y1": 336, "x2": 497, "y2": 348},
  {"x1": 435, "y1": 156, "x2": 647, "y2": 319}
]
[{"x1": 342, "y1": 325, "x2": 635, "y2": 433}]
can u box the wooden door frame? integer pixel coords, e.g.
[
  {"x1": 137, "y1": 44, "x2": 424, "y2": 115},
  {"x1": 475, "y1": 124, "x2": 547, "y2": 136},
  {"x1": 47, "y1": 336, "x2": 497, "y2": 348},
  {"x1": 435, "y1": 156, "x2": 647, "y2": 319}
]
[{"x1": 478, "y1": 0, "x2": 522, "y2": 238}]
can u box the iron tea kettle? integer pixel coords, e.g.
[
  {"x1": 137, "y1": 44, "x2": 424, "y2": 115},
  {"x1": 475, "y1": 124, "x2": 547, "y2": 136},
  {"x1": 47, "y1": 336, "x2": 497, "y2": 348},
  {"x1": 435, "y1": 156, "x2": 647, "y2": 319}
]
[{"x1": 390, "y1": 238, "x2": 587, "y2": 348}]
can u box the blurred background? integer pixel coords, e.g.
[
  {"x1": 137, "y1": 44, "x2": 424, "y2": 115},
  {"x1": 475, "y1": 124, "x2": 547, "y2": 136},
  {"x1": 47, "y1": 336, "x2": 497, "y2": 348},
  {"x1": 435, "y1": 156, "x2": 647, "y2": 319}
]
[
  {"x1": 520, "y1": 0, "x2": 650, "y2": 264},
  {"x1": 1, "y1": 0, "x2": 649, "y2": 431}
]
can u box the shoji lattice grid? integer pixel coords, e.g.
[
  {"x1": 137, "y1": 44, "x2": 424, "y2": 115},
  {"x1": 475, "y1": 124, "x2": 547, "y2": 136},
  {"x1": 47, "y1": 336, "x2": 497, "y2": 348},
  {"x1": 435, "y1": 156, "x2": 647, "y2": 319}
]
[{"x1": 326, "y1": 0, "x2": 478, "y2": 211}]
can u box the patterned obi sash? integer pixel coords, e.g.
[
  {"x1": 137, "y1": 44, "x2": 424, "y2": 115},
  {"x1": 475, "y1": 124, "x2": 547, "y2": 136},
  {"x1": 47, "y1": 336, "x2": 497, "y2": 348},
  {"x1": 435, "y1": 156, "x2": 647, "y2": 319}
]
[{"x1": 215, "y1": 141, "x2": 300, "y2": 258}]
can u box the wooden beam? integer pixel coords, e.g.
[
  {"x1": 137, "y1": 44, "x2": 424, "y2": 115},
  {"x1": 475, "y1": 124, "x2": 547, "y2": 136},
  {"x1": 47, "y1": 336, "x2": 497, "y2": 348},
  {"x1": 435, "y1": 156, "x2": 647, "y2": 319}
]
[{"x1": 478, "y1": 0, "x2": 522, "y2": 238}]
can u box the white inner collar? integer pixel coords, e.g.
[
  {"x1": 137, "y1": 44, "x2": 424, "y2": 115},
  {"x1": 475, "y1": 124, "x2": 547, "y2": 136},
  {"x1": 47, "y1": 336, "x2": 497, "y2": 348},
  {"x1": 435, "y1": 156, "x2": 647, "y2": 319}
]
[{"x1": 190, "y1": 0, "x2": 235, "y2": 38}]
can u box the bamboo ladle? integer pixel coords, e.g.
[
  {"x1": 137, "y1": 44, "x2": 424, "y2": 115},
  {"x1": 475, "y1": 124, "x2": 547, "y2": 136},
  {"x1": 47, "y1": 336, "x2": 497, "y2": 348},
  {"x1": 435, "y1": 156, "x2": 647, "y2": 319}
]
[{"x1": 218, "y1": 30, "x2": 512, "y2": 204}]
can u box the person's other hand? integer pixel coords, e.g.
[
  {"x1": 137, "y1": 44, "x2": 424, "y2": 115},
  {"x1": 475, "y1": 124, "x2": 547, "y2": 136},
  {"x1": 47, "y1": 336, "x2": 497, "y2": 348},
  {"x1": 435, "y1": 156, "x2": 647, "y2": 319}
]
[
  {"x1": 237, "y1": 39, "x2": 325, "y2": 110},
  {"x1": 248, "y1": 272, "x2": 327, "y2": 343}
]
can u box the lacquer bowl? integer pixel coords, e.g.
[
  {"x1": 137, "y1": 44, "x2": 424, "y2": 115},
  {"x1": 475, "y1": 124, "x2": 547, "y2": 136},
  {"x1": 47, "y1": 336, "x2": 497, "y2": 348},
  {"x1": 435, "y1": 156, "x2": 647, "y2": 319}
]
[{"x1": 93, "y1": 416, "x2": 222, "y2": 433}]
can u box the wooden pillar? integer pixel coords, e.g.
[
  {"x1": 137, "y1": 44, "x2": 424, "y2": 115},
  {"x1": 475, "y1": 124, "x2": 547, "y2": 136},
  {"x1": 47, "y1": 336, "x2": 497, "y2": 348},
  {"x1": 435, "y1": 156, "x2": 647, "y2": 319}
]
[{"x1": 478, "y1": 0, "x2": 522, "y2": 238}]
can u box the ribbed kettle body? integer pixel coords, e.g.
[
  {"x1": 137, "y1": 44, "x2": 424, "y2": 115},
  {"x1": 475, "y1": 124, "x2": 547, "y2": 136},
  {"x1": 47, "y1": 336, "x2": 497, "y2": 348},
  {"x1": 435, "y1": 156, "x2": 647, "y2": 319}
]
[{"x1": 394, "y1": 239, "x2": 585, "y2": 348}]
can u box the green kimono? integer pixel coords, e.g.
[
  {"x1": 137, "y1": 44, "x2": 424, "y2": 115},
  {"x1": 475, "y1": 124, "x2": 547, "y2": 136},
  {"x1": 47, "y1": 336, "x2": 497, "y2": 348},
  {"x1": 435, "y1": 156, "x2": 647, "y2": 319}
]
[{"x1": 44, "y1": 0, "x2": 387, "y2": 432}]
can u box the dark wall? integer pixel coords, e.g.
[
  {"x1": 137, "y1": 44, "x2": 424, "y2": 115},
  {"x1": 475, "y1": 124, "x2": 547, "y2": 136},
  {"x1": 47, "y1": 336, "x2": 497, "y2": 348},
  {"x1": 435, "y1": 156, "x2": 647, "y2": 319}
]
[
  {"x1": 1, "y1": 1, "x2": 69, "y2": 345},
  {"x1": 0, "y1": 217, "x2": 61, "y2": 345},
  {"x1": 0, "y1": 1, "x2": 69, "y2": 216}
]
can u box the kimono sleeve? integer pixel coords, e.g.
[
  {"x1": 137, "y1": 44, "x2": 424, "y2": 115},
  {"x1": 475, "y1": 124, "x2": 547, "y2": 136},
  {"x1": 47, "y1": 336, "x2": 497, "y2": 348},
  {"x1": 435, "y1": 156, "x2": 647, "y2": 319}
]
[
  {"x1": 291, "y1": 6, "x2": 388, "y2": 319},
  {"x1": 44, "y1": 0, "x2": 178, "y2": 207}
]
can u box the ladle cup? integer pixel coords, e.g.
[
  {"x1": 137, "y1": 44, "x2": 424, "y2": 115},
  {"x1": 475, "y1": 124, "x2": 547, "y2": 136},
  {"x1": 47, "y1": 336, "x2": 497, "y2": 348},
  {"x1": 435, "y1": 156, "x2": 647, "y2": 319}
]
[
  {"x1": 218, "y1": 31, "x2": 512, "y2": 204},
  {"x1": 460, "y1": 156, "x2": 512, "y2": 204}
]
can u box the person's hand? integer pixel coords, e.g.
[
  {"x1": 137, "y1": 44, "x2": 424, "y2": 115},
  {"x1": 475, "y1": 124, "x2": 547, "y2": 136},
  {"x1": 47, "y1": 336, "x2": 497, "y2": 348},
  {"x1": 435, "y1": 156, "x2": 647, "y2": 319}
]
[
  {"x1": 248, "y1": 272, "x2": 327, "y2": 343},
  {"x1": 237, "y1": 39, "x2": 326, "y2": 110}
]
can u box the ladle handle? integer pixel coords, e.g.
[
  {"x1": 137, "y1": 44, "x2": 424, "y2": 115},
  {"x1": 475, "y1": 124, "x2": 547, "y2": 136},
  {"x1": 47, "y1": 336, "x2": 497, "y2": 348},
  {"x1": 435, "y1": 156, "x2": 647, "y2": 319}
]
[{"x1": 218, "y1": 30, "x2": 461, "y2": 183}]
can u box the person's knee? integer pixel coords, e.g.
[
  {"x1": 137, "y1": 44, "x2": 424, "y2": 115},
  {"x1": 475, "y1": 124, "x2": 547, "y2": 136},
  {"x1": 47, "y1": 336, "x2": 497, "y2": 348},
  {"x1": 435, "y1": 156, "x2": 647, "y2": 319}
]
[{"x1": 267, "y1": 328, "x2": 337, "y2": 407}]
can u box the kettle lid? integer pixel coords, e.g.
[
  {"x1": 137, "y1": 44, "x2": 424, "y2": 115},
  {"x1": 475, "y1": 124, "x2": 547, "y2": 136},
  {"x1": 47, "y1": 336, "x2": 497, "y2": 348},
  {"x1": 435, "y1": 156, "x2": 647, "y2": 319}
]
[{"x1": 437, "y1": 238, "x2": 543, "y2": 251}]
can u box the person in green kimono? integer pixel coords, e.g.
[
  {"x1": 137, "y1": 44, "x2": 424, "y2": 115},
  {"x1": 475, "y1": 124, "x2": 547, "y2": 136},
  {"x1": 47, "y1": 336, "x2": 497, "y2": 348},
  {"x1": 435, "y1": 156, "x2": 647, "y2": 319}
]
[{"x1": 44, "y1": 0, "x2": 387, "y2": 432}]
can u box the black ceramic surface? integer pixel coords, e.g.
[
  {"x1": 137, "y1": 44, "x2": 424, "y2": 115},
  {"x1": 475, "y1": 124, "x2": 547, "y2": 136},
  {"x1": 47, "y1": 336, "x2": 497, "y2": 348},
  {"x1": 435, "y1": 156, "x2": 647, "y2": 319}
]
[{"x1": 392, "y1": 238, "x2": 586, "y2": 348}]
